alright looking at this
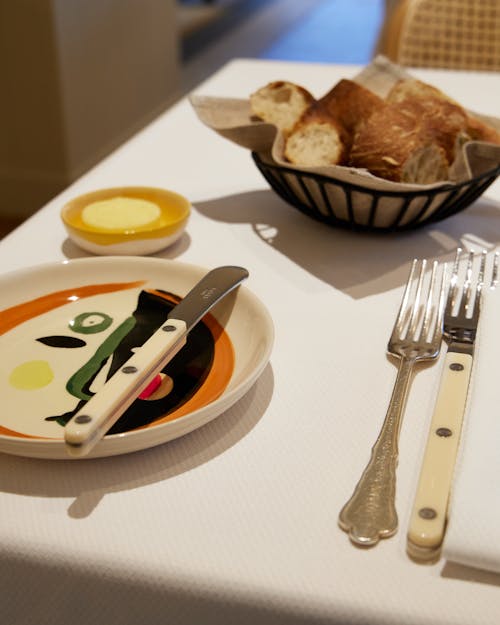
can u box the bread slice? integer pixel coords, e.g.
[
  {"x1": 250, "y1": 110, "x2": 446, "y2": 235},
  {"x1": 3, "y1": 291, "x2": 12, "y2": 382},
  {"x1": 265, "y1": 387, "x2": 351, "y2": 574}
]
[
  {"x1": 250, "y1": 81, "x2": 315, "y2": 135},
  {"x1": 284, "y1": 79, "x2": 383, "y2": 166},
  {"x1": 284, "y1": 107, "x2": 348, "y2": 166}
]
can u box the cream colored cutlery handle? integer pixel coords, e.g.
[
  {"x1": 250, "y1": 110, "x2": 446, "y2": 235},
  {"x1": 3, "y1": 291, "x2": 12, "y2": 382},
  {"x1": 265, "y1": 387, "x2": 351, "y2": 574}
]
[
  {"x1": 407, "y1": 351, "x2": 472, "y2": 561},
  {"x1": 339, "y1": 357, "x2": 414, "y2": 546},
  {"x1": 64, "y1": 318, "x2": 187, "y2": 457}
]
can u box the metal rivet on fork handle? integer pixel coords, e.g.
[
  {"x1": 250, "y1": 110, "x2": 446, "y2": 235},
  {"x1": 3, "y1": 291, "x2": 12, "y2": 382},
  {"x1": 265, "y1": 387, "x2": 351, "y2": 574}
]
[{"x1": 449, "y1": 362, "x2": 464, "y2": 371}]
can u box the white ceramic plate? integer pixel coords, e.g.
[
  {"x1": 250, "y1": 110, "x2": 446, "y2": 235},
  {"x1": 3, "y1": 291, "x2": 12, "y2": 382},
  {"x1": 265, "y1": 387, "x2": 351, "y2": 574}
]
[{"x1": 0, "y1": 257, "x2": 274, "y2": 459}]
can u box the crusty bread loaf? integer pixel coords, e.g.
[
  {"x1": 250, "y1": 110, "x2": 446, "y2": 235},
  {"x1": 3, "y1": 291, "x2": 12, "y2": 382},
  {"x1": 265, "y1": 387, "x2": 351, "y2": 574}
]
[
  {"x1": 284, "y1": 79, "x2": 383, "y2": 166},
  {"x1": 387, "y1": 79, "x2": 457, "y2": 105},
  {"x1": 388, "y1": 78, "x2": 500, "y2": 146},
  {"x1": 465, "y1": 115, "x2": 500, "y2": 144},
  {"x1": 350, "y1": 78, "x2": 472, "y2": 182},
  {"x1": 386, "y1": 79, "x2": 470, "y2": 165},
  {"x1": 349, "y1": 102, "x2": 450, "y2": 183},
  {"x1": 317, "y1": 79, "x2": 384, "y2": 137},
  {"x1": 250, "y1": 81, "x2": 315, "y2": 135}
]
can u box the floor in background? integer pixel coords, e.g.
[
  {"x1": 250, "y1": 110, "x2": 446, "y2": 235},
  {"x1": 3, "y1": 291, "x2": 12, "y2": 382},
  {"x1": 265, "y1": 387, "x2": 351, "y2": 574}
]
[
  {"x1": 181, "y1": 0, "x2": 385, "y2": 93},
  {"x1": 180, "y1": 0, "x2": 327, "y2": 92},
  {"x1": 180, "y1": 0, "x2": 385, "y2": 93}
]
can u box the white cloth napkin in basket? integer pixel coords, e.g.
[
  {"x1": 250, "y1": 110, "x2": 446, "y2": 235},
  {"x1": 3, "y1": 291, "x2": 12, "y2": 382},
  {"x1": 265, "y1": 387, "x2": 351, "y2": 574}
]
[{"x1": 443, "y1": 286, "x2": 500, "y2": 573}]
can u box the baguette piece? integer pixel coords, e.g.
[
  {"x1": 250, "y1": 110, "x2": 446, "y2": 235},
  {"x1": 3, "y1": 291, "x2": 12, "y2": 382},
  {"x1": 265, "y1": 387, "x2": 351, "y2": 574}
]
[
  {"x1": 387, "y1": 79, "x2": 469, "y2": 164},
  {"x1": 250, "y1": 81, "x2": 315, "y2": 135},
  {"x1": 317, "y1": 79, "x2": 384, "y2": 137},
  {"x1": 387, "y1": 78, "x2": 456, "y2": 105},
  {"x1": 349, "y1": 102, "x2": 450, "y2": 183},
  {"x1": 284, "y1": 106, "x2": 349, "y2": 166},
  {"x1": 285, "y1": 79, "x2": 383, "y2": 166},
  {"x1": 465, "y1": 115, "x2": 500, "y2": 144},
  {"x1": 350, "y1": 79, "x2": 472, "y2": 183}
]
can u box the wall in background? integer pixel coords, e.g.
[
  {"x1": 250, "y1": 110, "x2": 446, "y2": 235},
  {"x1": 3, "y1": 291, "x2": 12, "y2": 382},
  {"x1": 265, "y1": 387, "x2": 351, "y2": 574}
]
[{"x1": 0, "y1": 0, "x2": 179, "y2": 220}]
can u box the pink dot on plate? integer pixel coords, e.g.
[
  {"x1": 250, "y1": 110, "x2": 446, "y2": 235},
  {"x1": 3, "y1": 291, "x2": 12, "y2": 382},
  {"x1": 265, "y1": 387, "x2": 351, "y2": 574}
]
[{"x1": 139, "y1": 374, "x2": 162, "y2": 399}]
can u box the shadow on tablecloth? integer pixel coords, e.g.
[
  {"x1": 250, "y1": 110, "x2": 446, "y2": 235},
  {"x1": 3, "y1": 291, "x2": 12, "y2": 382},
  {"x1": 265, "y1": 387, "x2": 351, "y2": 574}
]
[
  {"x1": 0, "y1": 364, "x2": 274, "y2": 518},
  {"x1": 441, "y1": 561, "x2": 500, "y2": 588},
  {"x1": 194, "y1": 189, "x2": 500, "y2": 299}
]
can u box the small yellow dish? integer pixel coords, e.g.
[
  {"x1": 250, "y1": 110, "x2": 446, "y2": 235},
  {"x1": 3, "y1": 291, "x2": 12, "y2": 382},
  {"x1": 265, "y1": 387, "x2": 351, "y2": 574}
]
[{"x1": 61, "y1": 186, "x2": 191, "y2": 255}]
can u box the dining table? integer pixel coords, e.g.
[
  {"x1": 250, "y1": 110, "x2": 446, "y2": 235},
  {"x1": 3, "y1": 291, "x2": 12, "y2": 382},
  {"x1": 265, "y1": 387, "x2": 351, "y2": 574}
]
[{"x1": 1, "y1": 57, "x2": 500, "y2": 625}]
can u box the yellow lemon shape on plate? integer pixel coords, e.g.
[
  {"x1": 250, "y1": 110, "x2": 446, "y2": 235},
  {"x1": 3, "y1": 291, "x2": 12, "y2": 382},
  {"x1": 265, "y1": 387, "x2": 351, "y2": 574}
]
[{"x1": 9, "y1": 360, "x2": 54, "y2": 390}]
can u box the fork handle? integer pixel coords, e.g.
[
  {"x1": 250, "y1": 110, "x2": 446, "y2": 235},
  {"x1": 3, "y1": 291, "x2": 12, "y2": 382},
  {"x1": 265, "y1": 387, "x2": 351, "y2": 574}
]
[
  {"x1": 406, "y1": 351, "x2": 472, "y2": 562},
  {"x1": 338, "y1": 357, "x2": 415, "y2": 546}
]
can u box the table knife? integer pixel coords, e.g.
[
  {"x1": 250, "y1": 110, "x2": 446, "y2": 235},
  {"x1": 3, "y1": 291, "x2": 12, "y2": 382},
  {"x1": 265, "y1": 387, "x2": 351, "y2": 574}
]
[
  {"x1": 407, "y1": 250, "x2": 495, "y2": 562},
  {"x1": 64, "y1": 265, "x2": 249, "y2": 457}
]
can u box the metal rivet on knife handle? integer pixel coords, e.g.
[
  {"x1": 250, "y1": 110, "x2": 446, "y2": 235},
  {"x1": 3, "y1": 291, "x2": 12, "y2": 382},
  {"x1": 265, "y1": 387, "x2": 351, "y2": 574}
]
[
  {"x1": 75, "y1": 415, "x2": 92, "y2": 424},
  {"x1": 449, "y1": 362, "x2": 464, "y2": 371},
  {"x1": 436, "y1": 427, "x2": 452, "y2": 437},
  {"x1": 419, "y1": 507, "x2": 437, "y2": 520}
]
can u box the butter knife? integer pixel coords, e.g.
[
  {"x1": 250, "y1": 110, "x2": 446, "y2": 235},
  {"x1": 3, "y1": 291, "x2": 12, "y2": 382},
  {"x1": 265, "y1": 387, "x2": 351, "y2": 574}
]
[
  {"x1": 407, "y1": 249, "x2": 496, "y2": 562},
  {"x1": 64, "y1": 265, "x2": 249, "y2": 457}
]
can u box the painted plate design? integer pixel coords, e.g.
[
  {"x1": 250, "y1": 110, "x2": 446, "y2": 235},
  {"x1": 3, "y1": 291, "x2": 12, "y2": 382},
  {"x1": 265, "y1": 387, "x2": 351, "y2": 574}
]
[{"x1": 0, "y1": 257, "x2": 274, "y2": 459}]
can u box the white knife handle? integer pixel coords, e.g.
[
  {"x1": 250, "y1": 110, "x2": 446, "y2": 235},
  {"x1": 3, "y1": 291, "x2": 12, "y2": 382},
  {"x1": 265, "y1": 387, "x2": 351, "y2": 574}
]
[
  {"x1": 64, "y1": 318, "x2": 187, "y2": 457},
  {"x1": 407, "y1": 351, "x2": 472, "y2": 562}
]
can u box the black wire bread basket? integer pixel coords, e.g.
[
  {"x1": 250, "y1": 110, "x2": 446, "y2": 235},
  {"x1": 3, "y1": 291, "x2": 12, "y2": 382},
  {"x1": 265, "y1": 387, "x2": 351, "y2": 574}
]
[{"x1": 252, "y1": 152, "x2": 500, "y2": 233}]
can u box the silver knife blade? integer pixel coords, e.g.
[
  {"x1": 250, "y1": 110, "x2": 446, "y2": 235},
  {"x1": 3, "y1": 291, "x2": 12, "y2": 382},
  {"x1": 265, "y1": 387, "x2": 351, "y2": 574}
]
[
  {"x1": 64, "y1": 265, "x2": 248, "y2": 456},
  {"x1": 167, "y1": 265, "x2": 249, "y2": 332}
]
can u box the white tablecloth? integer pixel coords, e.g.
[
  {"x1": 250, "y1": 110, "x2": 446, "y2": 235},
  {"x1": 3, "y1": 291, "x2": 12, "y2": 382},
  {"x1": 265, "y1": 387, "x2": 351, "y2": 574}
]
[{"x1": 1, "y1": 59, "x2": 500, "y2": 625}]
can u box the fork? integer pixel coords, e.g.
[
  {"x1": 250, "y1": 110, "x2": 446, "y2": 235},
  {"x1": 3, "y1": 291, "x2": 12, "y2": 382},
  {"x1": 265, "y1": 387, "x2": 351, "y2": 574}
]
[
  {"x1": 407, "y1": 248, "x2": 499, "y2": 562},
  {"x1": 339, "y1": 259, "x2": 446, "y2": 546}
]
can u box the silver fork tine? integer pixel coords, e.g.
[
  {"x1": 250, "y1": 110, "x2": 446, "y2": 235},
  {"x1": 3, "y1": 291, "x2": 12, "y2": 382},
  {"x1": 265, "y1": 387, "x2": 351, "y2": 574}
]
[
  {"x1": 422, "y1": 261, "x2": 439, "y2": 342},
  {"x1": 339, "y1": 258, "x2": 445, "y2": 546},
  {"x1": 491, "y1": 251, "x2": 499, "y2": 289},
  {"x1": 438, "y1": 262, "x2": 447, "y2": 338},
  {"x1": 463, "y1": 251, "x2": 474, "y2": 314},
  {"x1": 408, "y1": 259, "x2": 426, "y2": 339},
  {"x1": 470, "y1": 251, "x2": 487, "y2": 318},
  {"x1": 447, "y1": 248, "x2": 460, "y2": 315},
  {"x1": 393, "y1": 259, "x2": 418, "y2": 340}
]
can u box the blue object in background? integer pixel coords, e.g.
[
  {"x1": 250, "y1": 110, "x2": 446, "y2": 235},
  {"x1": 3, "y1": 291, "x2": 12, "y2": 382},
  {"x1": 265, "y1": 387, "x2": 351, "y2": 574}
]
[{"x1": 259, "y1": 0, "x2": 384, "y2": 64}]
